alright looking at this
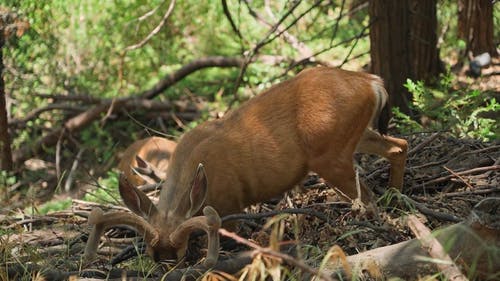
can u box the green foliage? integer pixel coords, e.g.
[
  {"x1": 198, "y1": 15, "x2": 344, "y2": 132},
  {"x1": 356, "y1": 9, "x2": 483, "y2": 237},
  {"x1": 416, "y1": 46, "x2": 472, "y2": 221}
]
[
  {"x1": 35, "y1": 198, "x2": 72, "y2": 215},
  {"x1": 83, "y1": 170, "x2": 121, "y2": 204},
  {"x1": 393, "y1": 72, "x2": 499, "y2": 141},
  {"x1": 0, "y1": 170, "x2": 17, "y2": 188}
]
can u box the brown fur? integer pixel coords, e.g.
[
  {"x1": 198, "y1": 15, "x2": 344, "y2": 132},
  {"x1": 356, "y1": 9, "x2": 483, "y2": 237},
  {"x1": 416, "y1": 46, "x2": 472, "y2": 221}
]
[
  {"x1": 91, "y1": 67, "x2": 408, "y2": 264},
  {"x1": 117, "y1": 136, "x2": 177, "y2": 186}
]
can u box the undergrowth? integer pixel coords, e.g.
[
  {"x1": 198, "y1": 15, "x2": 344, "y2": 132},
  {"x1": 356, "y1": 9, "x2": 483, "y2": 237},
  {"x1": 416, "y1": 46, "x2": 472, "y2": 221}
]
[{"x1": 393, "y1": 71, "x2": 499, "y2": 141}]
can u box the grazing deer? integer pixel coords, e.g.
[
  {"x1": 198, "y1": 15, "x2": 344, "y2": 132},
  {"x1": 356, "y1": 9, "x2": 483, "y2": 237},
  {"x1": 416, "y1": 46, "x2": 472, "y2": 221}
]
[
  {"x1": 117, "y1": 136, "x2": 177, "y2": 186},
  {"x1": 84, "y1": 67, "x2": 408, "y2": 267}
]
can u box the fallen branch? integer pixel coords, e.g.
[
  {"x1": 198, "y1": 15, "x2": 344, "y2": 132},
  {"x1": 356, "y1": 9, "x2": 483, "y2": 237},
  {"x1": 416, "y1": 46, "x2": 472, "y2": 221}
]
[
  {"x1": 324, "y1": 197, "x2": 500, "y2": 280},
  {"x1": 219, "y1": 228, "x2": 334, "y2": 281},
  {"x1": 222, "y1": 208, "x2": 329, "y2": 223},
  {"x1": 443, "y1": 166, "x2": 474, "y2": 190},
  {"x1": 441, "y1": 186, "x2": 500, "y2": 197},
  {"x1": 407, "y1": 215, "x2": 469, "y2": 281},
  {"x1": 12, "y1": 56, "x2": 243, "y2": 163},
  {"x1": 408, "y1": 132, "x2": 440, "y2": 157},
  {"x1": 402, "y1": 194, "x2": 462, "y2": 222},
  {"x1": 412, "y1": 165, "x2": 500, "y2": 191}
]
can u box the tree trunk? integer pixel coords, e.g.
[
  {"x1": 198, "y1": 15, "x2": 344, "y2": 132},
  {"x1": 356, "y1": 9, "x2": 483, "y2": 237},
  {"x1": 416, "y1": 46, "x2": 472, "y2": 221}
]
[
  {"x1": 369, "y1": 0, "x2": 412, "y2": 132},
  {"x1": 369, "y1": 0, "x2": 441, "y2": 131},
  {"x1": 458, "y1": 0, "x2": 498, "y2": 57},
  {"x1": 408, "y1": 0, "x2": 442, "y2": 82},
  {"x1": 0, "y1": 33, "x2": 14, "y2": 172}
]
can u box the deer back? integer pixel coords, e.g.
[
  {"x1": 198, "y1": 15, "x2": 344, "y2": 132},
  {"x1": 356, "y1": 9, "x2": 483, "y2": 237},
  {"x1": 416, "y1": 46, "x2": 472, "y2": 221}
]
[{"x1": 117, "y1": 136, "x2": 177, "y2": 186}]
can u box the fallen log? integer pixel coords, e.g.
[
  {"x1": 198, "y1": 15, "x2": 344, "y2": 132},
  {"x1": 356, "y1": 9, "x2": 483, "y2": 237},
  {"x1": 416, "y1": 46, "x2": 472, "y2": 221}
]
[{"x1": 325, "y1": 197, "x2": 500, "y2": 280}]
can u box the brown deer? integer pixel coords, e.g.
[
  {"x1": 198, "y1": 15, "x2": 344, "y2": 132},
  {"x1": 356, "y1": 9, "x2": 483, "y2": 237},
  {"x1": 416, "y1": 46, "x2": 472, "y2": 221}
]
[{"x1": 84, "y1": 67, "x2": 408, "y2": 267}]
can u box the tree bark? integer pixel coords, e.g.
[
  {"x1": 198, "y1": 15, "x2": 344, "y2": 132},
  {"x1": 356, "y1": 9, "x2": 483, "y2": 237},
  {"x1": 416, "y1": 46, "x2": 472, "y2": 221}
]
[
  {"x1": 369, "y1": 0, "x2": 412, "y2": 131},
  {"x1": 369, "y1": 0, "x2": 441, "y2": 131},
  {"x1": 458, "y1": 0, "x2": 498, "y2": 57},
  {"x1": 408, "y1": 0, "x2": 442, "y2": 82},
  {"x1": 0, "y1": 28, "x2": 14, "y2": 171}
]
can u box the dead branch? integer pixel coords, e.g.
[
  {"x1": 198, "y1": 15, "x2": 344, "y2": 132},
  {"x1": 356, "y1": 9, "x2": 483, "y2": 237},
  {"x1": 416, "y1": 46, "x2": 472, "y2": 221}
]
[
  {"x1": 443, "y1": 166, "x2": 474, "y2": 190},
  {"x1": 441, "y1": 186, "x2": 500, "y2": 197},
  {"x1": 408, "y1": 132, "x2": 440, "y2": 156},
  {"x1": 324, "y1": 197, "x2": 500, "y2": 280},
  {"x1": 219, "y1": 228, "x2": 335, "y2": 281},
  {"x1": 414, "y1": 165, "x2": 500, "y2": 191},
  {"x1": 139, "y1": 56, "x2": 243, "y2": 100},
  {"x1": 407, "y1": 215, "x2": 469, "y2": 281},
  {"x1": 8, "y1": 103, "x2": 86, "y2": 127},
  {"x1": 221, "y1": 208, "x2": 329, "y2": 223},
  {"x1": 12, "y1": 56, "x2": 243, "y2": 164},
  {"x1": 402, "y1": 194, "x2": 462, "y2": 222},
  {"x1": 64, "y1": 147, "x2": 85, "y2": 192},
  {"x1": 36, "y1": 93, "x2": 102, "y2": 103}
]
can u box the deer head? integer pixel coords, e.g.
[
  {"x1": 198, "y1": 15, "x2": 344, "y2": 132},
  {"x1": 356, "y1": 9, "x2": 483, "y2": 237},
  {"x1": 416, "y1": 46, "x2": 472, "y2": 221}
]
[{"x1": 84, "y1": 140, "x2": 220, "y2": 267}]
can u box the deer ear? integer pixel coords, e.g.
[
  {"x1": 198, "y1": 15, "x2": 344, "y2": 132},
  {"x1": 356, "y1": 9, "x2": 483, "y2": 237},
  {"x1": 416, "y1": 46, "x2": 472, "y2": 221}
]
[
  {"x1": 118, "y1": 174, "x2": 158, "y2": 219},
  {"x1": 186, "y1": 163, "x2": 208, "y2": 218}
]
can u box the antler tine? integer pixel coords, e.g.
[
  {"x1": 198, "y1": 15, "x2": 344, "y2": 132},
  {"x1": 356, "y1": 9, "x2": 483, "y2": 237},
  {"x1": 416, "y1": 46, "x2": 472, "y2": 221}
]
[
  {"x1": 83, "y1": 207, "x2": 159, "y2": 262},
  {"x1": 169, "y1": 206, "x2": 221, "y2": 267}
]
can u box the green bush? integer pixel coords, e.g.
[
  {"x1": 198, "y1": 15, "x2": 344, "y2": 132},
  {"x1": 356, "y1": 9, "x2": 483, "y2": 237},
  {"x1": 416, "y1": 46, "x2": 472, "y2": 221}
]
[{"x1": 393, "y1": 72, "x2": 499, "y2": 141}]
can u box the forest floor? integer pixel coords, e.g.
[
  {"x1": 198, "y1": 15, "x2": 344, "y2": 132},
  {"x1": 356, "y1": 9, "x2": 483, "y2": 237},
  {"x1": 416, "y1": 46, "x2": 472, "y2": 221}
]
[
  {"x1": 0, "y1": 60, "x2": 499, "y2": 280},
  {"x1": 1, "y1": 132, "x2": 498, "y2": 281}
]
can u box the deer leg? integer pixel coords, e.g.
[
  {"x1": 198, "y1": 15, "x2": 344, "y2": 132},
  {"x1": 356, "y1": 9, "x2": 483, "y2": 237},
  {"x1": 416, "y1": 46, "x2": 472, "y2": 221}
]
[
  {"x1": 311, "y1": 155, "x2": 376, "y2": 209},
  {"x1": 356, "y1": 129, "x2": 408, "y2": 190}
]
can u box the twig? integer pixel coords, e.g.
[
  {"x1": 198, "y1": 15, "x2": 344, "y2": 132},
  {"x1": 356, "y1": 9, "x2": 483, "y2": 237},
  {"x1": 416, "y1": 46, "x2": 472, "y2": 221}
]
[
  {"x1": 407, "y1": 215, "x2": 469, "y2": 281},
  {"x1": 219, "y1": 228, "x2": 335, "y2": 281},
  {"x1": 462, "y1": 144, "x2": 500, "y2": 155},
  {"x1": 8, "y1": 104, "x2": 86, "y2": 127},
  {"x1": 408, "y1": 132, "x2": 440, "y2": 156},
  {"x1": 328, "y1": 0, "x2": 347, "y2": 46},
  {"x1": 410, "y1": 145, "x2": 467, "y2": 170},
  {"x1": 123, "y1": 0, "x2": 176, "y2": 52},
  {"x1": 221, "y1": 0, "x2": 242, "y2": 40},
  {"x1": 263, "y1": 0, "x2": 313, "y2": 60},
  {"x1": 64, "y1": 147, "x2": 85, "y2": 192},
  {"x1": 443, "y1": 166, "x2": 475, "y2": 190},
  {"x1": 229, "y1": 0, "x2": 304, "y2": 106},
  {"x1": 441, "y1": 186, "x2": 500, "y2": 198},
  {"x1": 338, "y1": 18, "x2": 375, "y2": 68},
  {"x1": 401, "y1": 195, "x2": 461, "y2": 222},
  {"x1": 415, "y1": 165, "x2": 500, "y2": 190},
  {"x1": 222, "y1": 208, "x2": 329, "y2": 223}
]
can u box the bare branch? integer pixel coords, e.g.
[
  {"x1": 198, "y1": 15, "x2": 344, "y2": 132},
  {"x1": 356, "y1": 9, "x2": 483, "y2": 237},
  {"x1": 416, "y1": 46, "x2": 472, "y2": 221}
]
[
  {"x1": 219, "y1": 228, "x2": 335, "y2": 281},
  {"x1": 221, "y1": 0, "x2": 243, "y2": 40},
  {"x1": 12, "y1": 56, "x2": 243, "y2": 163},
  {"x1": 123, "y1": 0, "x2": 176, "y2": 52}
]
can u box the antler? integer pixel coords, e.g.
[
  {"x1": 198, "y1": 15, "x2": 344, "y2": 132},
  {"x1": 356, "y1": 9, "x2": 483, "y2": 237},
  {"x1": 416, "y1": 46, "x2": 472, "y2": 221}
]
[
  {"x1": 169, "y1": 206, "x2": 221, "y2": 267},
  {"x1": 83, "y1": 207, "x2": 159, "y2": 262}
]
